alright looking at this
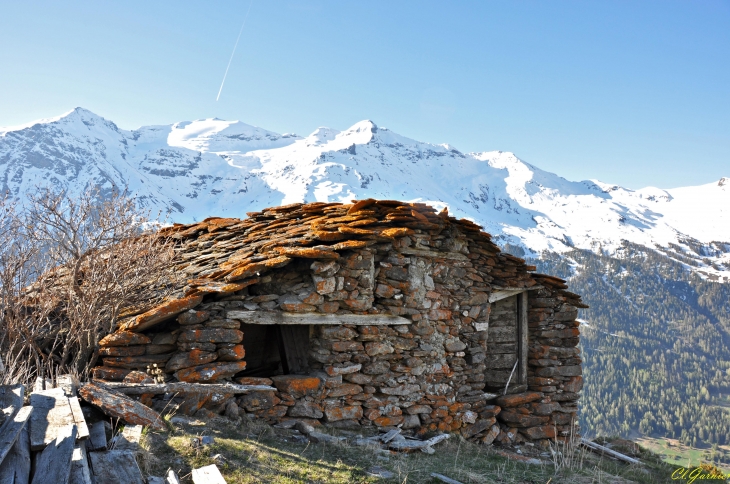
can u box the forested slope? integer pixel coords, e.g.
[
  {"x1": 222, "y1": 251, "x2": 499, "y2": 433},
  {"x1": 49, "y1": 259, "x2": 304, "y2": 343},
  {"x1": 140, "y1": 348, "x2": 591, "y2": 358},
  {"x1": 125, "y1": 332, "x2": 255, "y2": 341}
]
[{"x1": 532, "y1": 244, "x2": 730, "y2": 465}]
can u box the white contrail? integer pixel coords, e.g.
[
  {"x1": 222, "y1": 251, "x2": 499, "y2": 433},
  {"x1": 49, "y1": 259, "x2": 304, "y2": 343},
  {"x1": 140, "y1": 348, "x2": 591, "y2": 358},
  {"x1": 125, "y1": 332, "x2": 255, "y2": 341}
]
[{"x1": 216, "y1": 0, "x2": 254, "y2": 102}]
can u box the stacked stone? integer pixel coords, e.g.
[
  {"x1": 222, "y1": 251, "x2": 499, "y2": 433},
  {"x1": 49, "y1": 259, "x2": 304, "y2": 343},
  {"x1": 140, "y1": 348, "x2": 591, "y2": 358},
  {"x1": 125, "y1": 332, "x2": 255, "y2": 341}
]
[{"x1": 83, "y1": 199, "x2": 586, "y2": 448}]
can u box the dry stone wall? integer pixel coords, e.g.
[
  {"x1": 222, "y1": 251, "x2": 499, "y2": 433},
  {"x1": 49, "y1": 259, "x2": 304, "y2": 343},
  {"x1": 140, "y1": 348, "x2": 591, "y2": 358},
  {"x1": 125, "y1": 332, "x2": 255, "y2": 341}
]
[{"x1": 90, "y1": 200, "x2": 586, "y2": 447}]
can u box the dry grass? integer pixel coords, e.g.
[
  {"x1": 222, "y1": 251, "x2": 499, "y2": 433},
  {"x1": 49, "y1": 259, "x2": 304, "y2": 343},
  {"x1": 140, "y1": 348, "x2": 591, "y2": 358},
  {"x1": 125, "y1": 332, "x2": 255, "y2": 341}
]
[{"x1": 137, "y1": 416, "x2": 682, "y2": 484}]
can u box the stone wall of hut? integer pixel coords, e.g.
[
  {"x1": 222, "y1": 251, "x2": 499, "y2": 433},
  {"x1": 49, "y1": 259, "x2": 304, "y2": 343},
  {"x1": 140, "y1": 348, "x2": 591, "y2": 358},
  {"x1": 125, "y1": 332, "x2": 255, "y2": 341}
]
[{"x1": 93, "y1": 219, "x2": 584, "y2": 448}]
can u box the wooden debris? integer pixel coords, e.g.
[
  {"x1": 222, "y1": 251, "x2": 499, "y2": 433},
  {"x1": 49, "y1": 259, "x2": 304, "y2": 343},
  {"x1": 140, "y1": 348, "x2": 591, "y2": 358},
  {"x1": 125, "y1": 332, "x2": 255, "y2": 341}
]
[
  {"x1": 67, "y1": 397, "x2": 89, "y2": 441},
  {"x1": 387, "y1": 433, "x2": 450, "y2": 451},
  {"x1": 29, "y1": 388, "x2": 76, "y2": 451},
  {"x1": 93, "y1": 381, "x2": 274, "y2": 395},
  {"x1": 87, "y1": 421, "x2": 107, "y2": 451},
  {"x1": 69, "y1": 441, "x2": 92, "y2": 484},
  {"x1": 78, "y1": 384, "x2": 166, "y2": 431},
  {"x1": 113, "y1": 424, "x2": 142, "y2": 451},
  {"x1": 165, "y1": 469, "x2": 182, "y2": 484},
  {"x1": 580, "y1": 439, "x2": 642, "y2": 465},
  {"x1": 430, "y1": 473, "x2": 465, "y2": 484},
  {"x1": 88, "y1": 450, "x2": 144, "y2": 484},
  {"x1": 191, "y1": 464, "x2": 226, "y2": 484},
  {"x1": 0, "y1": 411, "x2": 31, "y2": 484},
  {"x1": 0, "y1": 407, "x2": 33, "y2": 466},
  {"x1": 55, "y1": 375, "x2": 78, "y2": 398},
  {"x1": 31, "y1": 424, "x2": 77, "y2": 484},
  {"x1": 379, "y1": 428, "x2": 402, "y2": 443}
]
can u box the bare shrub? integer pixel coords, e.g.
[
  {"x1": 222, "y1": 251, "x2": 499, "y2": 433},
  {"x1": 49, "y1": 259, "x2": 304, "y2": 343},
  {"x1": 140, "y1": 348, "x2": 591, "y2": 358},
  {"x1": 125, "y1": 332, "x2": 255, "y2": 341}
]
[{"x1": 0, "y1": 187, "x2": 182, "y2": 386}]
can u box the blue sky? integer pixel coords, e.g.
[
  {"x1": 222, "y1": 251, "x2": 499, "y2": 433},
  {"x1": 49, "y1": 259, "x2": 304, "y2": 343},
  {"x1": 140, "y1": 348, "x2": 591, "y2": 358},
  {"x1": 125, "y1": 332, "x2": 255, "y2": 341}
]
[{"x1": 1, "y1": 0, "x2": 728, "y2": 189}]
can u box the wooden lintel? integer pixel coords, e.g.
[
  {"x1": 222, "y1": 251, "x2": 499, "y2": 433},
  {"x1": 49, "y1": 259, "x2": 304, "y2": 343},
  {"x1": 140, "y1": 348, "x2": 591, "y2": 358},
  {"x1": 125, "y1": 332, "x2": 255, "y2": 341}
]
[
  {"x1": 489, "y1": 286, "x2": 542, "y2": 303},
  {"x1": 226, "y1": 311, "x2": 412, "y2": 326},
  {"x1": 94, "y1": 381, "x2": 276, "y2": 396},
  {"x1": 398, "y1": 247, "x2": 468, "y2": 261}
]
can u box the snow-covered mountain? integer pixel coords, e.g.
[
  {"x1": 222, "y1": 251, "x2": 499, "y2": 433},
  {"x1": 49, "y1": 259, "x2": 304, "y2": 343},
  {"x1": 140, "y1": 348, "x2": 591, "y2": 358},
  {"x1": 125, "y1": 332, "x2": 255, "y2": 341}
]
[{"x1": 2, "y1": 108, "x2": 729, "y2": 280}]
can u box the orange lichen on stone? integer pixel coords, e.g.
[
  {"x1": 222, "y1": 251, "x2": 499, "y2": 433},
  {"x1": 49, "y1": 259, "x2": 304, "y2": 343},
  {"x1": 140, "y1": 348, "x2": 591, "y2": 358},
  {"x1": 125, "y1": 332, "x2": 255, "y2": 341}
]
[
  {"x1": 98, "y1": 346, "x2": 146, "y2": 357},
  {"x1": 495, "y1": 392, "x2": 544, "y2": 408},
  {"x1": 205, "y1": 217, "x2": 240, "y2": 232},
  {"x1": 79, "y1": 383, "x2": 166, "y2": 430},
  {"x1": 99, "y1": 332, "x2": 151, "y2": 347},
  {"x1": 174, "y1": 361, "x2": 247, "y2": 383},
  {"x1": 122, "y1": 371, "x2": 155, "y2": 384},
  {"x1": 270, "y1": 375, "x2": 321, "y2": 399},
  {"x1": 347, "y1": 199, "x2": 376, "y2": 214},
  {"x1": 378, "y1": 227, "x2": 414, "y2": 238},
  {"x1": 337, "y1": 226, "x2": 375, "y2": 235},
  {"x1": 275, "y1": 247, "x2": 340, "y2": 259},
  {"x1": 332, "y1": 240, "x2": 370, "y2": 250},
  {"x1": 92, "y1": 367, "x2": 131, "y2": 381},
  {"x1": 188, "y1": 280, "x2": 255, "y2": 295},
  {"x1": 165, "y1": 350, "x2": 218, "y2": 372},
  {"x1": 312, "y1": 230, "x2": 348, "y2": 242},
  {"x1": 121, "y1": 294, "x2": 204, "y2": 332}
]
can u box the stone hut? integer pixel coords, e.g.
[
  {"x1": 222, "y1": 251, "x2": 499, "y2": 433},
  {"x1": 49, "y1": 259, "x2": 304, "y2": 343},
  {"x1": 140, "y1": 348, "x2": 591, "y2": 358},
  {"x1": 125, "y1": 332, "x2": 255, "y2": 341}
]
[{"x1": 93, "y1": 199, "x2": 587, "y2": 447}]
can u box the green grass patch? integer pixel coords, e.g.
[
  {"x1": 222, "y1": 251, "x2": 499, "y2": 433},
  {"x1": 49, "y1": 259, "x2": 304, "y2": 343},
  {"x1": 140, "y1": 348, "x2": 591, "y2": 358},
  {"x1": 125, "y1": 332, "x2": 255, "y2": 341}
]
[{"x1": 135, "y1": 417, "x2": 688, "y2": 483}]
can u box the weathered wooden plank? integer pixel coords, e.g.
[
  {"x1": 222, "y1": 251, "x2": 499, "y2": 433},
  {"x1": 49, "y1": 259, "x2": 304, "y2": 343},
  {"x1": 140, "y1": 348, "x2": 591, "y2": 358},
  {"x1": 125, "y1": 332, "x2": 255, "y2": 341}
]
[
  {"x1": 0, "y1": 386, "x2": 24, "y2": 415},
  {"x1": 191, "y1": 465, "x2": 226, "y2": 484},
  {"x1": 517, "y1": 291, "x2": 528, "y2": 385},
  {"x1": 165, "y1": 469, "x2": 181, "y2": 484},
  {"x1": 32, "y1": 379, "x2": 52, "y2": 394},
  {"x1": 88, "y1": 451, "x2": 144, "y2": 484},
  {"x1": 55, "y1": 376, "x2": 78, "y2": 398},
  {"x1": 580, "y1": 439, "x2": 642, "y2": 465},
  {"x1": 488, "y1": 286, "x2": 541, "y2": 304},
  {"x1": 113, "y1": 425, "x2": 142, "y2": 451},
  {"x1": 483, "y1": 353, "x2": 517, "y2": 370},
  {"x1": 31, "y1": 424, "x2": 77, "y2": 484},
  {"x1": 87, "y1": 422, "x2": 107, "y2": 451},
  {"x1": 0, "y1": 420, "x2": 30, "y2": 484},
  {"x1": 93, "y1": 382, "x2": 275, "y2": 396},
  {"x1": 278, "y1": 325, "x2": 309, "y2": 374},
  {"x1": 430, "y1": 473, "x2": 464, "y2": 484},
  {"x1": 487, "y1": 326, "x2": 516, "y2": 343},
  {"x1": 67, "y1": 398, "x2": 89, "y2": 441},
  {"x1": 0, "y1": 407, "x2": 33, "y2": 466},
  {"x1": 387, "y1": 434, "x2": 450, "y2": 451},
  {"x1": 29, "y1": 388, "x2": 76, "y2": 451},
  {"x1": 69, "y1": 441, "x2": 92, "y2": 484},
  {"x1": 398, "y1": 247, "x2": 468, "y2": 261},
  {"x1": 226, "y1": 311, "x2": 411, "y2": 326},
  {"x1": 78, "y1": 384, "x2": 165, "y2": 431}
]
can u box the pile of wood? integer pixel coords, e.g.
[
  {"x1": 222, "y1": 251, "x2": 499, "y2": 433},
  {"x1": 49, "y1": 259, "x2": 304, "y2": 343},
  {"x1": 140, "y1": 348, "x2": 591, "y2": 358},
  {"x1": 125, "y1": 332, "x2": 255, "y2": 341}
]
[{"x1": 0, "y1": 377, "x2": 268, "y2": 483}]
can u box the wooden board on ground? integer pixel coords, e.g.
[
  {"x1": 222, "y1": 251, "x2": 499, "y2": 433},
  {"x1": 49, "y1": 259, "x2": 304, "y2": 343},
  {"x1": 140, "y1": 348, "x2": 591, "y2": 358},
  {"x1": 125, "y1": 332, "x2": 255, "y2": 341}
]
[
  {"x1": 88, "y1": 450, "x2": 144, "y2": 484},
  {"x1": 29, "y1": 388, "x2": 76, "y2": 451},
  {"x1": 78, "y1": 384, "x2": 165, "y2": 431},
  {"x1": 55, "y1": 376, "x2": 78, "y2": 398},
  {"x1": 87, "y1": 421, "x2": 107, "y2": 451},
  {"x1": 165, "y1": 469, "x2": 181, "y2": 484},
  {"x1": 114, "y1": 425, "x2": 142, "y2": 451},
  {"x1": 31, "y1": 424, "x2": 76, "y2": 484},
  {"x1": 191, "y1": 465, "x2": 226, "y2": 484},
  {"x1": 0, "y1": 385, "x2": 24, "y2": 415},
  {"x1": 0, "y1": 423, "x2": 30, "y2": 484},
  {"x1": 32, "y1": 379, "x2": 52, "y2": 394},
  {"x1": 0, "y1": 407, "x2": 33, "y2": 466},
  {"x1": 66, "y1": 398, "x2": 89, "y2": 441},
  {"x1": 69, "y1": 441, "x2": 92, "y2": 484}
]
